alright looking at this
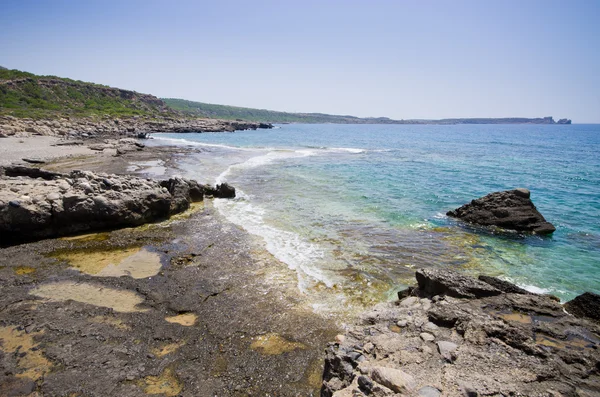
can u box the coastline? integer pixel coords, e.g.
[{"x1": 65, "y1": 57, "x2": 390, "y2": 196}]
[
  {"x1": 0, "y1": 140, "x2": 341, "y2": 396},
  {"x1": 1, "y1": 128, "x2": 599, "y2": 396}
]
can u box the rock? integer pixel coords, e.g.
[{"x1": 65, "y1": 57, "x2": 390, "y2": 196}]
[
  {"x1": 370, "y1": 366, "x2": 415, "y2": 393},
  {"x1": 335, "y1": 335, "x2": 346, "y2": 344},
  {"x1": 420, "y1": 332, "x2": 435, "y2": 342},
  {"x1": 416, "y1": 268, "x2": 502, "y2": 299},
  {"x1": 447, "y1": 189, "x2": 556, "y2": 234},
  {"x1": 478, "y1": 275, "x2": 532, "y2": 294},
  {"x1": 437, "y1": 341, "x2": 459, "y2": 362},
  {"x1": 0, "y1": 167, "x2": 227, "y2": 245},
  {"x1": 215, "y1": 183, "x2": 236, "y2": 198},
  {"x1": 564, "y1": 292, "x2": 600, "y2": 323},
  {"x1": 419, "y1": 386, "x2": 442, "y2": 397},
  {"x1": 396, "y1": 320, "x2": 408, "y2": 328},
  {"x1": 357, "y1": 375, "x2": 374, "y2": 394},
  {"x1": 22, "y1": 158, "x2": 46, "y2": 164}
]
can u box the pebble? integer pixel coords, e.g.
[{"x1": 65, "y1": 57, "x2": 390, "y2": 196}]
[
  {"x1": 363, "y1": 342, "x2": 374, "y2": 354},
  {"x1": 397, "y1": 319, "x2": 408, "y2": 327},
  {"x1": 418, "y1": 386, "x2": 442, "y2": 397},
  {"x1": 335, "y1": 334, "x2": 346, "y2": 344},
  {"x1": 400, "y1": 297, "x2": 420, "y2": 307},
  {"x1": 420, "y1": 332, "x2": 435, "y2": 342}
]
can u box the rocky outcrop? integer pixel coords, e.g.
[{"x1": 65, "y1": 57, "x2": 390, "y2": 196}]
[
  {"x1": 0, "y1": 166, "x2": 233, "y2": 245},
  {"x1": 447, "y1": 188, "x2": 556, "y2": 234},
  {"x1": 0, "y1": 115, "x2": 273, "y2": 139},
  {"x1": 564, "y1": 292, "x2": 600, "y2": 323},
  {"x1": 322, "y1": 269, "x2": 600, "y2": 396}
]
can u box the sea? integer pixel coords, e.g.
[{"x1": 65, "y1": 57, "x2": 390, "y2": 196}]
[{"x1": 147, "y1": 123, "x2": 600, "y2": 312}]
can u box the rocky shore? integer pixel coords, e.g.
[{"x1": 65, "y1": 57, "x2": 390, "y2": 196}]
[
  {"x1": 0, "y1": 165, "x2": 237, "y2": 244},
  {"x1": 0, "y1": 115, "x2": 272, "y2": 139},
  {"x1": 321, "y1": 269, "x2": 600, "y2": 396}
]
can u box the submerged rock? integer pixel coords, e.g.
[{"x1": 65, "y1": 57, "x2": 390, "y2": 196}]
[
  {"x1": 447, "y1": 189, "x2": 556, "y2": 234},
  {"x1": 0, "y1": 166, "x2": 232, "y2": 244}
]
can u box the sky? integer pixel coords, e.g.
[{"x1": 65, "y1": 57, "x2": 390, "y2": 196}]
[{"x1": 1, "y1": 0, "x2": 599, "y2": 122}]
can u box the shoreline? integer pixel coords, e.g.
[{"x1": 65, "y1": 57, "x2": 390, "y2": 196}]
[{"x1": 0, "y1": 139, "x2": 343, "y2": 396}]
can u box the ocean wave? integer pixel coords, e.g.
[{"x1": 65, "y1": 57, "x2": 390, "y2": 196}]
[
  {"x1": 213, "y1": 193, "x2": 335, "y2": 291},
  {"x1": 216, "y1": 149, "x2": 315, "y2": 184},
  {"x1": 151, "y1": 135, "x2": 256, "y2": 151}
]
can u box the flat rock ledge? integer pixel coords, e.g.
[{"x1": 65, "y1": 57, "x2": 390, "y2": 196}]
[
  {"x1": 0, "y1": 115, "x2": 273, "y2": 139},
  {"x1": 0, "y1": 165, "x2": 235, "y2": 244},
  {"x1": 321, "y1": 268, "x2": 600, "y2": 397},
  {"x1": 447, "y1": 188, "x2": 556, "y2": 234}
]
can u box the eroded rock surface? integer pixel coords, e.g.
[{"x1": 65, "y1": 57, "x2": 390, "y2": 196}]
[
  {"x1": 0, "y1": 166, "x2": 230, "y2": 244},
  {"x1": 322, "y1": 270, "x2": 600, "y2": 396},
  {"x1": 447, "y1": 189, "x2": 556, "y2": 234}
]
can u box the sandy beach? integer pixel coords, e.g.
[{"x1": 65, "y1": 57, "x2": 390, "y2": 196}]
[{"x1": 0, "y1": 136, "x2": 96, "y2": 166}]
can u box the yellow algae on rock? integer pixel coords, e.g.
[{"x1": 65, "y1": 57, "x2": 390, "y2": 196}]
[
  {"x1": 60, "y1": 232, "x2": 110, "y2": 242},
  {"x1": 0, "y1": 326, "x2": 52, "y2": 381},
  {"x1": 14, "y1": 266, "x2": 36, "y2": 275},
  {"x1": 53, "y1": 246, "x2": 163, "y2": 279},
  {"x1": 151, "y1": 341, "x2": 185, "y2": 357},
  {"x1": 90, "y1": 315, "x2": 131, "y2": 331},
  {"x1": 250, "y1": 333, "x2": 306, "y2": 355},
  {"x1": 96, "y1": 248, "x2": 162, "y2": 279},
  {"x1": 165, "y1": 313, "x2": 197, "y2": 326},
  {"x1": 138, "y1": 367, "x2": 183, "y2": 396},
  {"x1": 30, "y1": 281, "x2": 148, "y2": 313}
]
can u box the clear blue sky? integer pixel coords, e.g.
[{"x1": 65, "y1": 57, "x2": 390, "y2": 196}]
[{"x1": 1, "y1": 0, "x2": 599, "y2": 122}]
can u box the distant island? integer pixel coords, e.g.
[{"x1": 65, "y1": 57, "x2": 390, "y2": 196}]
[{"x1": 0, "y1": 67, "x2": 571, "y2": 125}]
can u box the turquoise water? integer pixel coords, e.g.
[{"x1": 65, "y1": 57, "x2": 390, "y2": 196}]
[{"x1": 151, "y1": 124, "x2": 600, "y2": 307}]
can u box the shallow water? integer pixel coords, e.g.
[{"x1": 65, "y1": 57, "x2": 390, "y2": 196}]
[{"x1": 149, "y1": 124, "x2": 600, "y2": 307}]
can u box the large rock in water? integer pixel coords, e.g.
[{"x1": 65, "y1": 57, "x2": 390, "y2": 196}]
[
  {"x1": 446, "y1": 189, "x2": 556, "y2": 234},
  {"x1": 0, "y1": 166, "x2": 226, "y2": 244}
]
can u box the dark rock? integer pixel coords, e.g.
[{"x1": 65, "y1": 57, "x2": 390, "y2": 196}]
[
  {"x1": 205, "y1": 183, "x2": 236, "y2": 199},
  {"x1": 478, "y1": 275, "x2": 532, "y2": 295},
  {"x1": 416, "y1": 268, "x2": 502, "y2": 299},
  {"x1": 4, "y1": 165, "x2": 64, "y2": 180},
  {"x1": 447, "y1": 189, "x2": 556, "y2": 234},
  {"x1": 357, "y1": 375, "x2": 374, "y2": 394},
  {"x1": 564, "y1": 292, "x2": 600, "y2": 323},
  {"x1": 397, "y1": 286, "x2": 415, "y2": 300},
  {"x1": 22, "y1": 158, "x2": 46, "y2": 164}
]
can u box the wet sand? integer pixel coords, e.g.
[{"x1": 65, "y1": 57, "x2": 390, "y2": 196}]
[{"x1": 0, "y1": 146, "x2": 341, "y2": 396}]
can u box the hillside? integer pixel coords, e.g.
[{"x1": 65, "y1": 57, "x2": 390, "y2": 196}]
[
  {"x1": 163, "y1": 98, "x2": 571, "y2": 125},
  {"x1": 0, "y1": 68, "x2": 177, "y2": 119}
]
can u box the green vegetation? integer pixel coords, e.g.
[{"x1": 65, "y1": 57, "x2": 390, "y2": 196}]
[
  {"x1": 162, "y1": 98, "x2": 385, "y2": 123},
  {"x1": 0, "y1": 68, "x2": 175, "y2": 119}
]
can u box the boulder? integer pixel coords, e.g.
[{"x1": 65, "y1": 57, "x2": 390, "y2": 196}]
[
  {"x1": 416, "y1": 268, "x2": 502, "y2": 299},
  {"x1": 447, "y1": 189, "x2": 556, "y2": 234},
  {"x1": 0, "y1": 167, "x2": 231, "y2": 245},
  {"x1": 564, "y1": 292, "x2": 600, "y2": 323}
]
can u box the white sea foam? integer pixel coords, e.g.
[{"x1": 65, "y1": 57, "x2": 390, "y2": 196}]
[
  {"x1": 214, "y1": 193, "x2": 335, "y2": 291},
  {"x1": 151, "y1": 135, "x2": 255, "y2": 151},
  {"x1": 216, "y1": 149, "x2": 315, "y2": 184}
]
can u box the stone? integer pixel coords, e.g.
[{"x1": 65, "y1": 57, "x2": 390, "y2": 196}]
[
  {"x1": 437, "y1": 341, "x2": 459, "y2": 362},
  {"x1": 420, "y1": 332, "x2": 435, "y2": 342},
  {"x1": 357, "y1": 375, "x2": 374, "y2": 394},
  {"x1": 369, "y1": 366, "x2": 415, "y2": 394},
  {"x1": 447, "y1": 189, "x2": 555, "y2": 234},
  {"x1": 335, "y1": 334, "x2": 346, "y2": 343},
  {"x1": 478, "y1": 275, "x2": 532, "y2": 294},
  {"x1": 419, "y1": 386, "x2": 442, "y2": 397},
  {"x1": 416, "y1": 268, "x2": 502, "y2": 299},
  {"x1": 396, "y1": 320, "x2": 408, "y2": 328},
  {"x1": 564, "y1": 292, "x2": 600, "y2": 323}
]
